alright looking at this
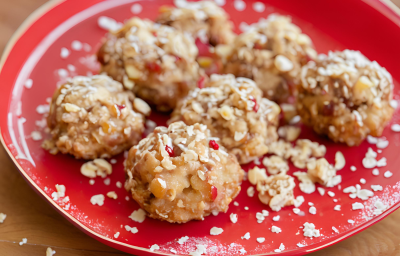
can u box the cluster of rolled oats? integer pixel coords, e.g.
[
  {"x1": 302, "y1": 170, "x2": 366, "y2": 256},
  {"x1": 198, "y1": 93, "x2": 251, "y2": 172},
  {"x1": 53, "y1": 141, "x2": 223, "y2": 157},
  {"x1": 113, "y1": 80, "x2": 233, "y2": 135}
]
[
  {"x1": 44, "y1": 75, "x2": 146, "y2": 159},
  {"x1": 169, "y1": 74, "x2": 280, "y2": 164},
  {"x1": 156, "y1": 0, "x2": 235, "y2": 46},
  {"x1": 297, "y1": 50, "x2": 394, "y2": 146},
  {"x1": 216, "y1": 14, "x2": 317, "y2": 103},
  {"x1": 124, "y1": 121, "x2": 244, "y2": 223},
  {"x1": 97, "y1": 17, "x2": 203, "y2": 111},
  {"x1": 248, "y1": 166, "x2": 295, "y2": 212}
]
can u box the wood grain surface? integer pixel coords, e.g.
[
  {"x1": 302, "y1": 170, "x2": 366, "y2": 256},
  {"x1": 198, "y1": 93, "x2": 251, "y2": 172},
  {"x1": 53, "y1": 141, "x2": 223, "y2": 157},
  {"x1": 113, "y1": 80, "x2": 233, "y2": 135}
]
[{"x1": 1, "y1": 0, "x2": 400, "y2": 255}]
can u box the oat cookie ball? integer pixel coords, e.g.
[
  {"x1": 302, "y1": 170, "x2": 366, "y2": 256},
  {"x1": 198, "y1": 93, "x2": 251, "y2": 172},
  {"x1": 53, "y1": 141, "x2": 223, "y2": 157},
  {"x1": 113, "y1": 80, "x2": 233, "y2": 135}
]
[
  {"x1": 216, "y1": 14, "x2": 317, "y2": 103},
  {"x1": 169, "y1": 74, "x2": 280, "y2": 164},
  {"x1": 156, "y1": 0, "x2": 235, "y2": 46},
  {"x1": 45, "y1": 75, "x2": 147, "y2": 159},
  {"x1": 124, "y1": 121, "x2": 244, "y2": 223},
  {"x1": 97, "y1": 17, "x2": 203, "y2": 111},
  {"x1": 296, "y1": 50, "x2": 394, "y2": 146}
]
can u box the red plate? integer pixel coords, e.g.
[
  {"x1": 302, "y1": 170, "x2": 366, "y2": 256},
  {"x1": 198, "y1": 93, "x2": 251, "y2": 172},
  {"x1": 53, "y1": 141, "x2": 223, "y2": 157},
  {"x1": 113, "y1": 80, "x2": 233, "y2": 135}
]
[{"x1": 1, "y1": 0, "x2": 400, "y2": 255}]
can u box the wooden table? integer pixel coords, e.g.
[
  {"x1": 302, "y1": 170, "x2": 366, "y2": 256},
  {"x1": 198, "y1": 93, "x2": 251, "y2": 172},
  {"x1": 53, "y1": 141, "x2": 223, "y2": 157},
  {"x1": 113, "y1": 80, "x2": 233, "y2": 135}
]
[{"x1": 1, "y1": 1, "x2": 400, "y2": 255}]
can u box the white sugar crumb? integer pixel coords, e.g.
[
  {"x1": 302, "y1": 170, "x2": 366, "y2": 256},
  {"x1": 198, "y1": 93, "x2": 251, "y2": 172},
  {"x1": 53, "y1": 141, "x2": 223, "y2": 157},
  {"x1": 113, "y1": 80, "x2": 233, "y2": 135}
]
[
  {"x1": 247, "y1": 186, "x2": 255, "y2": 197},
  {"x1": 71, "y1": 40, "x2": 83, "y2": 51},
  {"x1": 189, "y1": 244, "x2": 207, "y2": 256},
  {"x1": 104, "y1": 178, "x2": 111, "y2": 185},
  {"x1": 60, "y1": 47, "x2": 70, "y2": 59},
  {"x1": 373, "y1": 200, "x2": 387, "y2": 215},
  {"x1": 114, "y1": 232, "x2": 120, "y2": 238},
  {"x1": 271, "y1": 226, "x2": 282, "y2": 233},
  {"x1": 272, "y1": 215, "x2": 280, "y2": 221},
  {"x1": 317, "y1": 187, "x2": 325, "y2": 196},
  {"x1": 350, "y1": 166, "x2": 357, "y2": 171},
  {"x1": 230, "y1": 213, "x2": 238, "y2": 223},
  {"x1": 334, "y1": 205, "x2": 341, "y2": 211},
  {"x1": 372, "y1": 168, "x2": 379, "y2": 176},
  {"x1": 308, "y1": 202, "x2": 314, "y2": 206},
  {"x1": 210, "y1": 227, "x2": 223, "y2": 235},
  {"x1": 31, "y1": 131, "x2": 42, "y2": 141},
  {"x1": 125, "y1": 196, "x2": 130, "y2": 201},
  {"x1": 332, "y1": 226, "x2": 339, "y2": 233},
  {"x1": 274, "y1": 243, "x2": 285, "y2": 253},
  {"x1": 303, "y1": 222, "x2": 320, "y2": 238},
  {"x1": 241, "y1": 232, "x2": 250, "y2": 240},
  {"x1": 0, "y1": 213, "x2": 6, "y2": 223},
  {"x1": 333, "y1": 199, "x2": 338, "y2": 202},
  {"x1": 178, "y1": 236, "x2": 189, "y2": 244},
  {"x1": 90, "y1": 194, "x2": 105, "y2": 206},
  {"x1": 391, "y1": 124, "x2": 400, "y2": 132},
  {"x1": 309, "y1": 206, "x2": 317, "y2": 215},
  {"x1": 131, "y1": 3, "x2": 143, "y2": 14},
  {"x1": 348, "y1": 219, "x2": 355, "y2": 224},
  {"x1": 360, "y1": 178, "x2": 366, "y2": 184},
  {"x1": 67, "y1": 64, "x2": 76, "y2": 72},
  {"x1": 170, "y1": 248, "x2": 177, "y2": 254},
  {"x1": 371, "y1": 185, "x2": 383, "y2": 191},
  {"x1": 129, "y1": 209, "x2": 146, "y2": 223},
  {"x1": 244, "y1": 206, "x2": 249, "y2": 210},
  {"x1": 150, "y1": 244, "x2": 159, "y2": 252},
  {"x1": 19, "y1": 238, "x2": 27, "y2": 246},
  {"x1": 98, "y1": 16, "x2": 123, "y2": 31},
  {"x1": 233, "y1": 201, "x2": 239, "y2": 206},
  {"x1": 252, "y1": 2, "x2": 265, "y2": 12},
  {"x1": 293, "y1": 208, "x2": 300, "y2": 214},
  {"x1": 116, "y1": 181, "x2": 122, "y2": 188},
  {"x1": 257, "y1": 237, "x2": 265, "y2": 243},
  {"x1": 110, "y1": 159, "x2": 117, "y2": 164},
  {"x1": 46, "y1": 247, "x2": 56, "y2": 256},
  {"x1": 57, "y1": 69, "x2": 68, "y2": 77},
  {"x1": 384, "y1": 170, "x2": 393, "y2": 178},
  {"x1": 297, "y1": 243, "x2": 305, "y2": 248},
  {"x1": 327, "y1": 191, "x2": 335, "y2": 197},
  {"x1": 125, "y1": 225, "x2": 138, "y2": 234},
  {"x1": 89, "y1": 179, "x2": 95, "y2": 185},
  {"x1": 36, "y1": 104, "x2": 50, "y2": 114},
  {"x1": 233, "y1": 0, "x2": 246, "y2": 11},
  {"x1": 352, "y1": 202, "x2": 364, "y2": 210},
  {"x1": 25, "y1": 79, "x2": 33, "y2": 89}
]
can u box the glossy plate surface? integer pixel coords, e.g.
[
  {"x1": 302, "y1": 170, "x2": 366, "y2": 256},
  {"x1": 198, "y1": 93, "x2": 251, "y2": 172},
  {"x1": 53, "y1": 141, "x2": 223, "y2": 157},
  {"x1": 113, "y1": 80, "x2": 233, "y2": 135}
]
[{"x1": 1, "y1": 0, "x2": 400, "y2": 255}]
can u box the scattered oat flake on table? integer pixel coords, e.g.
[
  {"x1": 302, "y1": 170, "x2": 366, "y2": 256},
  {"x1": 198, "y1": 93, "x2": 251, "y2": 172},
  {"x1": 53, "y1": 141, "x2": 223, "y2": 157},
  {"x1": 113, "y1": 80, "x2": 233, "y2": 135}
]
[
  {"x1": 90, "y1": 194, "x2": 105, "y2": 206},
  {"x1": 391, "y1": 124, "x2": 400, "y2": 132},
  {"x1": 0, "y1": 213, "x2": 6, "y2": 223},
  {"x1": 230, "y1": 213, "x2": 238, "y2": 223},
  {"x1": 131, "y1": 3, "x2": 142, "y2": 14},
  {"x1": 332, "y1": 226, "x2": 339, "y2": 233},
  {"x1": 150, "y1": 244, "x2": 159, "y2": 252},
  {"x1": 46, "y1": 247, "x2": 56, "y2": 256},
  {"x1": 106, "y1": 191, "x2": 117, "y2": 199},
  {"x1": 233, "y1": 0, "x2": 246, "y2": 11},
  {"x1": 170, "y1": 248, "x2": 177, "y2": 254},
  {"x1": 178, "y1": 236, "x2": 189, "y2": 244},
  {"x1": 233, "y1": 201, "x2": 239, "y2": 206},
  {"x1": 309, "y1": 206, "x2": 317, "y2": 215},
  {"x1": 116, "y1": 181, "x2": 122, "y2": 188},
  {"x1": 371, "y1": 185, "x2": 383, "y2": 191},
  {"x1": 271, "y1": 225, "x2": 282, "y2": 233},
  {"x1": 373, "y1": 200, "x2": 387, "y2": 215},
  {"x1": 210, "y1": 227, "x2": 223, "y2": 235},
  {"x1": 89, "y1": 179, "x2": 95, "y2": 185},
  {"x1": 272, "y1": 215, "x2": 280, "y2": 221},
  {"x1": 114, "y1": 232, "x2": 120, "y2": 238},
  {"x1": 274, "y1": 243, "x2": 285, "y2": 252},
  {"x1": 104, "y1": 178, "x2": 111, "y2": 185},
  {"x1": 129, "y1": 209, "x2": 146, "y2": 223},
  {"x1": 297, "y1": 243, "x2": 305, "y2": 247},
  {"x1": 348, "y1": 219, "x2": 355, "y2": 224},
  {"x1": 384, "y1": 170, "x2": 393, "y2": 178},
  {"x1": 294, "y1": 195, "x2": 305, "y2": 207},
  {"x1": 327, "y1": 191, "x2": 335, "y2": 197},
  {"x1": 98, "y1": 16, "x2": 123, "y2": 31},
  {"x1": 317, "y1": 187, "x2": 325, "y2": 196},
  {"x1": 252, "y1": 2, "x2": 265, "y2": 12},
  {"x1": 352, "y1": 202, "x2": 364, "y2": 210},
  {"x1": 335, "y1": 151, "x2": 345, "y2": 170},
  {"x1": 367, "y1": 135, "x2": 378, "y2": 144},
  {"x1": 71, "y1": 40, "x2": 82, "y2": 51},
  {"x1": 376, "y1": 139, "x2": 389, "y2": 149},
  {"x1": 125, "y1": 225, "x2": 138, "y2": 234},
  {"x1": 60, "y1": 47, "x2": 70, "y2": 59},
  {"x1": 19, "y1": 238, "x2": 27, "y2": 246},
  {"x1": 334, "y1": 205, "x2": 341, "y2": 211},
  {"x1": 247, "y1": 186, "x2": 255, "y2": 197},
  {"x1": 360, "y1": 178, "x2": 366, "y2": 184},
  {"x1": 303, "y1": 222, "x2": 320, "y2": 238},
  {"x1": 244, "y1": 206, "x2": 249, "y2": 210},
  {"x1": 241, "y1": 232, "x2": 250, "y2": 240},
  {"x1": 257, "y1": 237, "x2": 265, "y2": 243},
  {"x1": 31, "y1": 131, "x2": 42, "y2": 141},
  {"x1": 372, "y1": 168, "x2": 379, "y2": 176},
  {"x1": 350, "y1": 166, "x2": 357, "y2": 171},
  {"x1": 293, "y1": 208, "x2": 300, "y2": 214}
]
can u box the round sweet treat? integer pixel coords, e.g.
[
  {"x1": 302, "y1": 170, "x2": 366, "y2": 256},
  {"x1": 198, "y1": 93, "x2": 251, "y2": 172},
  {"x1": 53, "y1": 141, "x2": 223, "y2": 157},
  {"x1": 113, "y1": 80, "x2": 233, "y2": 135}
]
[
  {"x1": 216, "y1": 14, "x2": 317, "y2": 103},
  {"x1": 45, "y1": 75, "x2": 148, "y2": 159},
  {"x1": 169, "y1": 74, "x2": 280, "y2": 164},
  {"x1": 296, "y1": 50, "x2": 394, "y2": 146},
  {"x1": 124, "y1": 121, "x2": 244, "y2": 223},
  {"x1": 156, "y1": 0, "x2": 235, "y2": 46},
  {"x1": 97, "y1": 17, "x2": 203, "y2": 111}
]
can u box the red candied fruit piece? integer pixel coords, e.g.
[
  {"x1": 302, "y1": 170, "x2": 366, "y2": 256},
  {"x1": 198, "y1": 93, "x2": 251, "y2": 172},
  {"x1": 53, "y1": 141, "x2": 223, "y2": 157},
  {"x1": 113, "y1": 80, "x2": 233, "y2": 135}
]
[
  {"x1": 165, "y1": 145, "x2": 174, "y2": 157},
  {"x1": 211, "y1": 185, "x2": 218, "y2": 201},
  {"x1": 249, "y1": 96, "x2": 259, "y2": 113},
  {"x1": 146, "y1": 62, "x2": 162, "y2": 73},
  {"x1": 209, "y1": 140, "x2": 219, "y2": 150},
  {"x1": 116, "y1": 104, "x2": 126, "y2": 111},
  {"x1": 198, "y1": 76, "x2": 206, "y2": 89}
]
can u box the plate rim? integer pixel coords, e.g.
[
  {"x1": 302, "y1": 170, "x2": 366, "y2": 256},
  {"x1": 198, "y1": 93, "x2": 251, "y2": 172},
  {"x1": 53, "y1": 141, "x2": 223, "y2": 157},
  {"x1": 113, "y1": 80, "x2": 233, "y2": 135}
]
[{"x1": 1, "y1": 0, "x2": 400, "y2": 255}]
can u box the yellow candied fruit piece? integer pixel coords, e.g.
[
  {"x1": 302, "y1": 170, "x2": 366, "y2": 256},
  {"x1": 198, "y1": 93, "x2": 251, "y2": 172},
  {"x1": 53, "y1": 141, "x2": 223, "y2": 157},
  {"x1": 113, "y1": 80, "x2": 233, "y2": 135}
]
[
  {"x1": 197, "y1": 57, "x2": 213, "y2": 68},
  {"x1": 354, "y1": 76, "x2": 374, "y2": 92}
]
